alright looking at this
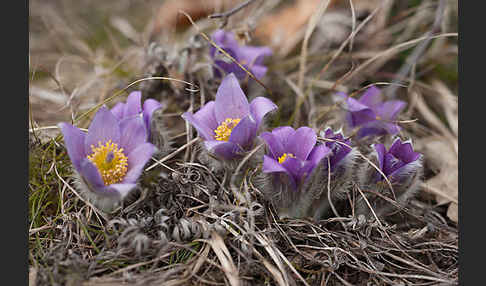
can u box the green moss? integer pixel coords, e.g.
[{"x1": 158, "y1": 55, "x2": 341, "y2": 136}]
[{"x1": 29, "y1": 140, "x2": 71, "y2": 229}]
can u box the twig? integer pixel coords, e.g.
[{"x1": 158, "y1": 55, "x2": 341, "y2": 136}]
[
  {"x1": 146, "y1": 138, "x2": 200, "y2": 171},
  {"x1": 208, "y1": 0, "x2": 257, "y2": 20}
]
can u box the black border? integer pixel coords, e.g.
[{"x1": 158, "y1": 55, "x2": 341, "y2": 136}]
[{"x1": 7, "y1": 0, "x2": 29, "y2": 284}]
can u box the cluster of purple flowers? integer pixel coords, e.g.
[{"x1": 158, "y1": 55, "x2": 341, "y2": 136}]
[{"x1": 59, "y1": 28, "x2": 422, "y2": 218}]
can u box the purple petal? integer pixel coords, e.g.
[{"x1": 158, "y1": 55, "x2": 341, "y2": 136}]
[
  {"x1": 374, "y1": 143, "x2": 386, "y2": 173},
  {"x1": 322, "y1": 128, "x2": 352, "y2": 169},
  {"x1": 336, "y1": 92, "x2": 376, "y2": 127},
  {"x1": 193, "y1": 101, "x2": 218, "y2": 131},
  {"x1": 210, "y1": 29, "x2": 240, "y2": 57},
  {"x1": 375, "y1": 100, "x2": 406, "y2": 120},
  {"x1": 123, "y1": 91, "x2": 142, "y2": 118},
  {"x1": 237, "y1": 46, "x2": 272, "y2": 66},
  {"x1": 272, "y1": 126, "x2": 295, "y2": 149},
  {"x1": 123, "y1": 143, "x2": 156, "y2": 184},
  {"x1": 307, "y1": 144, "x2": 331, "y2": 169},
  {"x1": 249, "y1": 96, "x2": 277, "y2": 128},
  {"x1": 356, "y1": 122, "x2": 388, "y2": 138},
  {"x1": 85, "y1": 106, "x2": 121, "y2": 154},
  {"x1": 281, "y1": 157, "x2": 305, "y2": 182},
  {"x1": 79, "y1": 158, "x2": 105, "y2": 190},
  {"x1": 249, "y1": 65, "x2": 268, "y2": 80},
  {"x1": 214, "y1": 59, "x2": 247, "y2": 79},
  {"x1": 330, "y1": 142, "x2": 352, "y2": 170},
  {"x1": 260, "y1": 131, "x2": 285, "y2": 159},
  {"x1": 286, "y1": 126, "x2": 317, "y2": 161},
  {"x1": 262, "y1": 155, "x2": 297, "y2": 189},
  {"x1": 110, "y1": 102, "x2": 125, "y2": 120},
  {"x1": 382, "y1": 122, "x2": 402, "y2": 135},
  {"x1": 119, "y1": 116, "x2": 147, "y2": 155},
  {"x1": 142, "y1": 98, "x2": 163, "y2": 136},
  {"x1": 228, "y1": 115, "x2": 257, "y2": 150},
  {"x1": 347, "y1": 104, "x2": 376, "y2": 127},
  {"x1": 383, "y1": 152, "x2": 406, "y2": 177},
  {"x1": 294, "y1": 145, "x2": 331, "y2": 183},
  {"x1": 204, "y1": 140, "x2": 244, "y2": 160},
  {"x1": 214, "y1": 73, "x2": 250, "y2": 123},
  {"x1": 182, "y1": 101, "x2": 218, "y2": 141},
  {"x1": 358, "y1": 86, "x2": 382, "y2": 108},
  {"x1": 389, "y1": 138, "x2": 421, "y2": 164},
  {"x1": 58, "y1": 122, "x2": 87, "y2": 171}
]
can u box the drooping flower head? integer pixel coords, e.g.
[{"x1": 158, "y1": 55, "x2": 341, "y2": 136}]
[
  {"x1": 320, "y1": 127, "x2": 353, "y2": 171},
  {"x1": 210, "y1": 29, "x2": 272, "y2": 80},
  {"x1": 373, "y1": 138, "x2": 421, "y2": 183},
  {"x1": 58, "y1": 103, "x2": 157, "y2": 210},
  {"x1": 110, "y1": 91, "x2": 163, "y2": 139},
  {"x1": 335, "y1": 86, "x2": 406, "y2": 138},
  {"x1": 182, "y1": 73, "x2": 277, "y2": 160},
  {"x1": 261, "y1": 126, "x2": 331, "y2": 190}
]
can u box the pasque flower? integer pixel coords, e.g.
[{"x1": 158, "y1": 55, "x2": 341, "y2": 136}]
[
  {"x1": 354, "y1": 137, "x2": 423, "y2": 217},
  {"x1": 335, "y1": 86, "x2": 406, "y2": 138},
  {"x1": 182, "y1": 73, "x2": 277, "y2": 160},
  {"x1": 261, "y1": 126, "x2": 331, "y2": 190},
  {"x1": 58, "y1": 102, "x2": 157, "y2": 210},
  {"x1": 373, "y1": 138, "x2": 421, "y2": 183},
  {"x1": 320, "y1": 127, "x2": 353, "y2": 171},
  {"x1": 110, "y1": 91, "x2": 163, "y2": 138},
  {"x1": 210, "y1": 29, "x2": 272, "y2": 80}
]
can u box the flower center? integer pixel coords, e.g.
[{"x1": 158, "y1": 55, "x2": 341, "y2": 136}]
[
  {"x1": 214, "y1": 118, "x2": 241, "y2": 141},
  {"x1": 87, "y1": 140, "x2": 128, "y2": 186},
  {"x1": 278, "y1": 153, "x2": 295, "y2": 164}
]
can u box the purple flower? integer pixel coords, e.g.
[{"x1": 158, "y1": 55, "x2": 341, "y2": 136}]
[
  {"x1": 320, "y1": 127, "x2": 352, "y2": 171},
  {"x1": 58, "y1": 105, "x2": 156, "y2": 207},
  {"x1": 261, "y1": 126, "x2": 331, "y2": 190},
  {"x1": 182, "y1": 73, "x2": 277, "y2": 160},
  {"x1": 373, "y1": 138, "x2": 421, "y2": 183},
  {"x1": 210, "y1": 29, "x2": 272, "y2": 80},
  {"x1": 110, "y1": 91, "x2": 163, "y2": 139},
  {"x1": 336, "y1": 86, "x2": 406, "y2": 138}
]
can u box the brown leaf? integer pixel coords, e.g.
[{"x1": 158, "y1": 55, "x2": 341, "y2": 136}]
[
  {"x1": 416, "y1": 136, "x2": 458, "y2": 223},
  {"x1": 253, "y1": 0, "x2": 324, "y2": 54},
  {"x1": 151, "y1": 0, "x2": 240, "y2": 37},
  {"x1": 447, "y1": 202, "x2": 458, "y2": 224}
]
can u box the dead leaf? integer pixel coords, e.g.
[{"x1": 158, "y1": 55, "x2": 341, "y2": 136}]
[
  {"x1": 253, "y1": 0, "x2": 324, "y2": 55},
  {"x1": 208, "y1": 231, "x2": 240, "y2": 286},
  {"x1": 151, "y1": 0, "x2": 240, "y2": 37},
  {"x1": 416, "y1": 136, "x2": 458, "y2": 223},
  {"x1": 430, "y1": 79, "x2": 458, "y2": 137},
  {"x1": 447, "y1": 203, "x2": 458, "y2": 223}
]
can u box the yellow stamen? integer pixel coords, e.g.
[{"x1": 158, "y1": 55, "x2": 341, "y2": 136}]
[
  {"x1": 87, "y1": 140, "x2": 128, "y2": 186},
  {"x1": 278, "y1": 153, "x2": 295, "y2": 164},
  {"x1": 376, "y1": 115, "x2": 382, "y2": 120},
  {"x1": 214, "y1": 118, "x2": 241, "y2": 141}
]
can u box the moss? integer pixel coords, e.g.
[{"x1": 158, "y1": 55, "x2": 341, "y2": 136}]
[{"x1": 29, "y1": 140, "x2": 71, "y2": 229}]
